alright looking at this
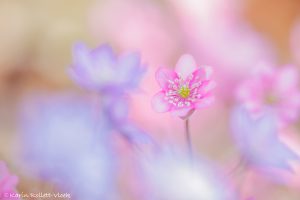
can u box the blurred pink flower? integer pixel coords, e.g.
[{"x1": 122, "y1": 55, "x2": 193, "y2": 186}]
[
  {"x1": 0, "y1": 161, "x2": 19, "y2": 200},
  {"x1": 88, "y1": 0, "x2": 179, "y2": 67},
  {"x1": 69, "y1": 42, "x2": 146, "y2": 93},
  {"x1": 152, "y1": 54, "x2": 216, "y2": 119},
  {"x1": 236, "y1": 63, "x2": 300, "y2": 125}
]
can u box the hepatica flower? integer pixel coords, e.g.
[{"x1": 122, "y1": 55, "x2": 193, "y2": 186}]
[
  {"x1": 69, "y1": 42, "x2": 146, "y2": 93},
  {"x1": 236, "y1": 63, "x2": 300, "y2": 125},
  {"x1": 0, "y1": 161, "x2": 19, "y2": 200},
  {"x1": 152, "y1": 54, "x2": 216, "y2": 119},
  {"x1": 231, "y1": 106, "x2": 299, "y2": 172}
]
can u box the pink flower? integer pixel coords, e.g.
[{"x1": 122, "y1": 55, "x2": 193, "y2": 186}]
[
  {"x1": 152, "y1": 54, "x2": 216, "y2": 119},
  {"x1": 0, "y1": 161, "x2": 19, "y2": 200},
  {"x1": 236, "y1": 63, "x2": 300, "y2": 125}
]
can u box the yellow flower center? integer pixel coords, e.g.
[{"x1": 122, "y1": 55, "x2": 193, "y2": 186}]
[
  {"x1": 178, "y1": 85, "x2": 190, "y2": 98},
  {"x1": 265, "y1": 94, "x2": 277, "y2": 105}
]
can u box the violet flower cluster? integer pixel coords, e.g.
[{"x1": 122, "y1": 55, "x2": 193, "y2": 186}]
[
  {"x1": 20, "y1": 43, "x2": 152, "y2": 199},
  {"x1": 70, "y1": 42, "x2": 151, "y2": 145}
]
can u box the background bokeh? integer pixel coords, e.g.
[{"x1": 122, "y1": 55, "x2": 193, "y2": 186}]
[{"x1": 1, "y1": 0, "x2": 300, "y2": 199}]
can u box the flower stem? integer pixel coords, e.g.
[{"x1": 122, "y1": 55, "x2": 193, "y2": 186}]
[{"x1": 185, "y1": 119, "x2": 193, "y2": 160}]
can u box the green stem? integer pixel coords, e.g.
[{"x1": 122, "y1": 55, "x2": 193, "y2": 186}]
[{"x1": 185, "y1": 119, "x2": 193, "y2": 160}]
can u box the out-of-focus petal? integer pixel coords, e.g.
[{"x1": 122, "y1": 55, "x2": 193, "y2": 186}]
[
  {"x1": 279, "y1": 92, "x2": 300, "y2": 123},
  {"x1": 72, "y1": 43, "x2": 92, "y2": 69},
  {"x1": 197, "y1": 81, "x2": 216, "y2": 94},
  {"x1": 118, "y1": 52, "x2": 140, "y2": 70},
  {"x1": 69, "y1": 42, "x2": 145, "y2": 93},
  {"x1": 195, "y1": 96, "x2": 215, "y2": 109},
  {"x1": 231, "y1": 106, "x2": 300, "y2": 173},
  {"x1": 117, "y1": 52, "x2": 146, "y2": 89},
  {"x1": 199, "y1": 66, "x2": 213, "y2": 80},
  {"x1": 91, "y1": 44, "x2": 115, "y2": 67},
  {"x1": 175, "y1": 54, "x2": 197, "y2": 79},
  {"x1": 236, "y1": 63, "x2": 300, "y2": 126},
  {"x1": 118, "y1": 53, "x2": 141, "y2": 81},
  {"x1": 276, "y1": 66, "x2": 299, "y2": 94}
]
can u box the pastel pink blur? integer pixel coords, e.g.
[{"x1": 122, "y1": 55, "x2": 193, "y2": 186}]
[
  {"x1": 236, "y1": 63, "x2": 300, "y2": 125},
  {"x1": 0, "y1": 161, "x2": 19, "y2": 200}
]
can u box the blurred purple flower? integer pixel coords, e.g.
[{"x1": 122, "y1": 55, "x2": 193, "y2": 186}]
[
  {"x1": 20, "y1": 94, "x2": 117, "y2": 199},
  {"x1": 69, "y1": 42, "x2": 146, "y2": 93},
  {"x1": 0, "y1": 161, "x2": 19, "y2": 200},
  {"x1": 230, "y1": 106, "x2": 299, "y2": 172},
  {"x1": 68, "y1": 42, "x2": 152, "y2": 147},
  {"x1": 141, "y1": 149, "x2": 235, "y2": 200},
  {"x1": 102, "y1": 95, "x2": 154, "y2": 145}
]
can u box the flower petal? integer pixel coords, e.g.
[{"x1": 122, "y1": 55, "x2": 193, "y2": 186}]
[
  {"x1": 117, "y1": 52, "x2": 146, "y2": 88},
  {"x1": 195, "y1": 96, "x2": 215, "y2": 109},
  {"x1": 203, "y1": 65, "x2": 213, "y2": 79},
  {"x1": 91, "y1": 44, "x2": 116, "y2": 69},
  {"x1": 151, "y1": 91, "x2": 172, "y2": 113},
  {"x1": 198, "y1": 66, "x2": 213, "y2": 80},
  {"x1": 198, "y1": 80, "x2": 216, "y2": 94},
  {"x1": 279, "y1": 91, "x2": 300, "y2": 122},
  {"x1": 155, "y1": 68, "x2": 178, "y2": 89},
  {"x1": 189, "y1": 66, "x2": 213, "y2": 88},
  {"x1": 175, "y1": 54, "x2": 197, "y2": 79},
  {"x1": 276, "y1": 65, "x2": 299, "y2": 94},
  {"x1": 68, "y1": 67, "x2": 88, "y2": 87},
  {"x1": 118, "y1": 52, "x2": 140, "y2": 72},
  {"x1": 72, "y1": 42, "x2": 92, "y2": 69}
]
